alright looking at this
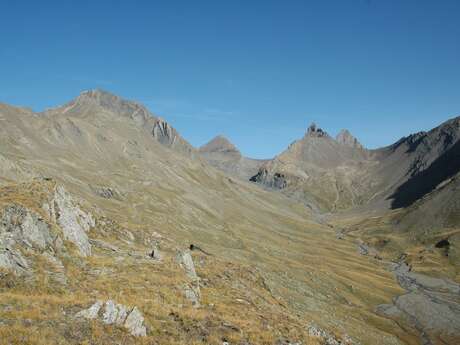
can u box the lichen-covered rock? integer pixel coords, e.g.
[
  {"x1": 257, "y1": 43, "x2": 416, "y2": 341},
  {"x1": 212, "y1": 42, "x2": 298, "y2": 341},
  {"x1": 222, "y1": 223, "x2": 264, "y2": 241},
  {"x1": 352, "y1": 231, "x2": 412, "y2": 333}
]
[
  {"x1": 1, "y1": 204, "x2": 52, "y2": 250},
  {"x1": 176, "y1": 250, "x2": 201, "y2": 306},
  {"x1": 115, "y1": 304, "x2": 129, "y2": 325},
  {"x1": 0, "y1": 204, "x2": 53, "y2": 275},
  {"x1": 176, "y1": 250, "x2": 198, "y2": 280},
  {"x1": 75, "y1": 300, "x2": 103, "y2": 319},
  {"x1": 102, "y1": 300, "x2": 118, "y2": 324},
  {"x1": 124, "y1": 306, "x2": 147, "y2": 337},
  {"x1": 76, "y1": 300, "x2": 147, "y2": 337},
  {"x1": 0, "y1": 235, "x2": 29, "y2": 275},
  {"x1": 46, "y1": 186, "x2": 95, "y2": 256}
]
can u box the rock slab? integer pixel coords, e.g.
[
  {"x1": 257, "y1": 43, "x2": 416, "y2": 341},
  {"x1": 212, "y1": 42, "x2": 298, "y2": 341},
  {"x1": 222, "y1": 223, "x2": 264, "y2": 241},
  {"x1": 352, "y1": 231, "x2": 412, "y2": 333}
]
[{"x1": 76, "y1": 300, "x2": 147, "y2": 337}]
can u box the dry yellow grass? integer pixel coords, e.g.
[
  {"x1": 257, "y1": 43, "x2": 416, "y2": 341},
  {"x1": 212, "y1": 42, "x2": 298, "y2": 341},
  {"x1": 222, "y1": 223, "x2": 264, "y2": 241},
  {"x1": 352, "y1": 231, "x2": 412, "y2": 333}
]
[{"x1": 0, "y1": 178, "x2": 420, "y2": 344}]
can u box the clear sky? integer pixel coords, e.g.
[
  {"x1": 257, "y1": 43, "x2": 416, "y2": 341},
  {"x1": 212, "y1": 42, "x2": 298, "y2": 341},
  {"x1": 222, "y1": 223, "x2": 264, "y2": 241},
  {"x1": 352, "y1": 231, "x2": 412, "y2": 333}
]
[{"x1": 1, "y1": 1, "x2": 459, "y2": 158}]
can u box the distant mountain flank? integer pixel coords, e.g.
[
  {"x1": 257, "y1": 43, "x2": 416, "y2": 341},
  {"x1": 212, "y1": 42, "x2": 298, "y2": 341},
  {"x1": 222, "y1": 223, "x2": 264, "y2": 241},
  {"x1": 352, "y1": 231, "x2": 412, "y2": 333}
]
[
  {"x1": 3, "y1": 89, "x2": 458, "y2": 218},
  {"x1": 248, "y1": 123, "x2": 372, "y2": 211},
  {"x1": 40, "y1": 89, "x2": 197, "y2": 157},
  {"x1": 1, "y1": 89, "x2": 459, "y2": 238},
  {"x1": 199, "y1": 135, "x2": 240, "y2": 155},
  {"x1": 247, "y1": 118, "x2": 460, "y2": 214},
  {"x1": 199, "y1": 135, "x2": 267, "y2": 181}
]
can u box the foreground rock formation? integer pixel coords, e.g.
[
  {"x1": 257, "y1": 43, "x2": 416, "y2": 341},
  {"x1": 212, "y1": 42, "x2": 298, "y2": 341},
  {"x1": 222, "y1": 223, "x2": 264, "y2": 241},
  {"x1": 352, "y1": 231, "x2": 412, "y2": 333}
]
[
  {"x1": 176, "y1": 249, "x2": 201, "y2": 306},
  {"x1": 76, "y1": 300, "x2": 147, "y2": 337},
  {"x1": 0, "y1": 182, "x2": 95, "y2": 278}
]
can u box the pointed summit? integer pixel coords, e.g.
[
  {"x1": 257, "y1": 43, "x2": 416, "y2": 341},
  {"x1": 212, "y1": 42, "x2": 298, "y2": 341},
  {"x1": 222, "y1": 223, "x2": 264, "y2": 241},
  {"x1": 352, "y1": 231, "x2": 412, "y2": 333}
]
[
  {"x1": 199, "y1": 135, "x2": 240, "y2": 154},
  {"x1": 43, "y1": 89, "x2": 153, "y2": 127},
  {"x1": 78, "y1": 89, "x2": 120, "y2": 103},
  {"x1": 336, "y1": 129, "x2": 364, "y2": 149},
  {"x1": 41, "y1": 89, "x2": 196, "y2": 156},
  {"x1": 76, "y1": 89, "x2": 152, "y2": 122},
  {"x1": 78, "y1": 90, "x2": 196, "y2": 155}
]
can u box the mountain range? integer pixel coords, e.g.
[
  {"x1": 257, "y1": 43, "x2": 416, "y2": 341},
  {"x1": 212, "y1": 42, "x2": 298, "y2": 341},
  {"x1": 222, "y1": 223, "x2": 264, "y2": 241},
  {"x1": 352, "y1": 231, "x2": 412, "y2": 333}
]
[{"x1": 0, "y1": 89, "x2": 459, "y2": 345}]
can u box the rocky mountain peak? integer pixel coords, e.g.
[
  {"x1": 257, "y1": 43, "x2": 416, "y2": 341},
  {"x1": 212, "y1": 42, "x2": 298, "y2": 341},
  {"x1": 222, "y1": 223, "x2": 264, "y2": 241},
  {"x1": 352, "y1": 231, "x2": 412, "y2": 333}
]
[
  {"x1": 78, "y1": 89, "x2": 120, "y2": 103},
  {"x1": 306, "y1": 123, "x2": 328, "y2": 138},
  {"x1": 199, "y1": 135, "x2": 240, "y2": 154},
  {"x1": 42, "y1": 89, "x2": 154, "y2": 128},
  {"x1": 77, "y1": 89, "x2": 151, "y2": 119},
  {"x1": 336, "y1": 129, "x2": 364, "y2": 149},
  {"x1": 41, "y1": 90, "x2": 196, "y2": 156}
]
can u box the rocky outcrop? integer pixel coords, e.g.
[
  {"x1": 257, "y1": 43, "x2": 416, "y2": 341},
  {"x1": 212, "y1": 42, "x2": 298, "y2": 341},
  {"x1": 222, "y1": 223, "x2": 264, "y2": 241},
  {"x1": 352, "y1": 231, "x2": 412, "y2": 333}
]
[
  {"x1": 152, "y1": 118, "x2": 178, "y2": 147},
  {"x1": 43, "y1": 186, "x2": 95, "y2": 256},
  {"x1": 250, "y1": 168, "x2": 289, "y2": 189},
  {"x1": 176, "y1": 249, "x2": 198, "y2": 280},
  {"x1": 0, "y1": 204, "x2": 54, "y2": 275},
  {"x1": 0, "y1": 182, "x2": 96, "y2": 277},
  {"x1": 152, "y1": 118, "x2": 195, "y2": 156},
  {"x1": 91, "y1": 185, "x2": 120, "y2": 199},
  {"x1": 76, "y1": 300, "x2": 147, "y2": 337},
  {"x1": 75, "y1": 300, "x2": 103, "y2": 319},
  {"x1": 306, "y1": 123, "x2": 329, "y2": 138},
  {"x1": 0, "y1": 237, "x2": 29, "y2": 275},
  {"x1": 1, "y1": 204, "x2": 53, "y2": 250},
  {"x1": 176, "y1": 250, "x2": 201, "y2": 306}
]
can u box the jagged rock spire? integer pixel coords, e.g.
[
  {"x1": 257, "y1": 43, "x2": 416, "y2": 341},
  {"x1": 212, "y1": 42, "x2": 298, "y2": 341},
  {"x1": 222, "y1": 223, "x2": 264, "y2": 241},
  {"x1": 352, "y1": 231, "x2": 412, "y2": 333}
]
[{"x1": 306, "y1": 123, "x2": 328, "y2": 137}]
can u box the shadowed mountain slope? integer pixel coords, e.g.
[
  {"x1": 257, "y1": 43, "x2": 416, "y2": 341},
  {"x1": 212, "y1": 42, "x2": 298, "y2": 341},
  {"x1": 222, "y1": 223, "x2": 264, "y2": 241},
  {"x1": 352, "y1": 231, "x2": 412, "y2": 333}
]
[
  {"x1": 389, "y1": 139, "x2": 460, "y2": 209},
  {"x1": 248, "y1": 117, "x2": 460, "y2": 215}
]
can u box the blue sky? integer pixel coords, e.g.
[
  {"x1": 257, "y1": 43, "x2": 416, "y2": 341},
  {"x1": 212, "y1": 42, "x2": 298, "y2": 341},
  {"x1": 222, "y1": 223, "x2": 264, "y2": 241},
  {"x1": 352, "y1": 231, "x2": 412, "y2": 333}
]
[{"x1": 1, "y1": 0, "x2": 459, "y2": 158}]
